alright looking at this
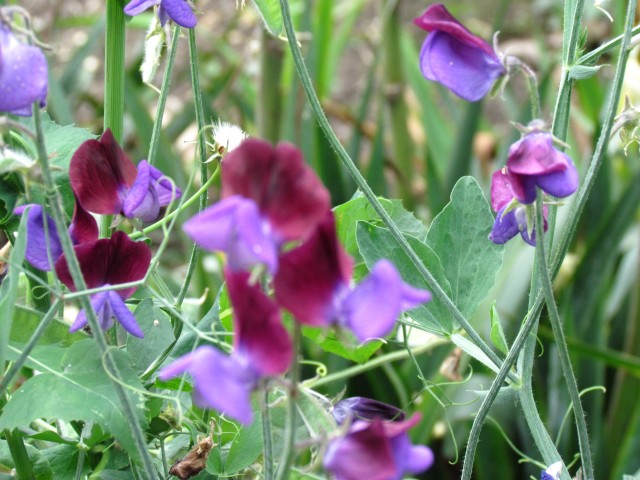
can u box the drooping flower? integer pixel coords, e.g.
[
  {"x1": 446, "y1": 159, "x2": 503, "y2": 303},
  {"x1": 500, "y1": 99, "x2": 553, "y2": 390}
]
[
  {"x1": 14, "y1": 201, "x2": 98, "y2": 271},
  {"x1": 414, "y1": 4, "x2": 505, "y2": 102},
  {"x1": 505, "y1": 131, "x2": 579, "y2": 204},
  {"x1": 159, "y1": 269, "x2": 292, "y2": 424},
  {"x1": 124, "y1": 0, "x2": 197, "y2": 29},
  {"x1": 54, "y1": 231, "x2": 151, "y2": 337},
  {"x1": 0, "y1": 19, "x2": 48, "y2": 115},
  {"x1": 69, "y1": 129, "x2": 181, "y2": 222},
  {"x1": 332, "y1": 397, "x2": 406, "y2": 425},
  {"x1": 541, "y1": 461, "x2": 563, "y2": 480},
  {"x1": 183, "y1": 138, "x2": 330, "y2": 273},
  {"x1": 323, "y1": 413, "x2": 434, "y2": 480},
  {"x1": 274, "y1": 213, "x2": 431, "y2": 343}
]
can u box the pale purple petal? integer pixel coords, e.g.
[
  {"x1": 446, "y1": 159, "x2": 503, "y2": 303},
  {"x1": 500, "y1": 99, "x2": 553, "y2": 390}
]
[
  {"x1": 123, "y1": 160, "x2": 161, "y2": 222},
  {"x1": 69, "y1": 291, "x2": 110, "y2": 333},
  {"x1": 148, "y1": 163, "x2": 182, "y2": 206},
  {"x1": 391, "y1": 435, "x2": 434, "y2": 475},
  {"x1": 19, "y1": 205, "x2": 62, "y2": 271},
  {"x1": 488, "y1": 206, "x2": 520, "y2": 245},
  {"x1": 124, "y1": 0, "x2": 160, "y2": 16},
  {"x1": 109, "y1": 291, "x2": 144, "y2": 337},
  {"x1": 536, "y1": 158, "x2": 579, "y2": 199}
]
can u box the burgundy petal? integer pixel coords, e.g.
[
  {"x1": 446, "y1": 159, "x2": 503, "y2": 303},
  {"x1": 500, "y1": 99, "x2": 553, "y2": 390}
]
[
  {"x1": 68, "y1": 201, "x2": 99, "y2": 245},
  {"x1": 274, "y1": 213, "x2": 353, "y2": 327},
  {"x1": 55, "y1": 237, "x2": 112, "y2": 291},
  {"x1": 226, "y1": 270, "x2": 292, "y2": 375}
]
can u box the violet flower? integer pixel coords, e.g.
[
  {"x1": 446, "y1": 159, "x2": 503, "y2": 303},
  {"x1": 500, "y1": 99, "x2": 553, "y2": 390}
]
[
  {"x1": 69, "y1": 129, "x2": 181, "y2": 222},
  {"x1": 333, "y1": 397, "x2": 405, "y2": 425},
  {"x1": 323, "y1": 413, "x2": 434, "y2": 480},
  {"x1": 54, "y1": 231, "x2": 151, "y2": 337},
  {"x1": 14, "y1": 201, "x2": 98, "y2": 271},
  {"x1": 414, "y1": 4, "x2": 505, "y2": 102},
  {"x1": 0, "y1": 19, "x2": 48, "y2": 116},
  {"x1": 274, "y1": 213, "x2": 431, "y2": 343},
  {"x1": 506, "y1": 131, "x2": 579, "y2": 204},
  {"x1": 183, "y1": 138, "x2": 330, "y2": 273},
  {"x1": 124, "y1": 0, "x2": 197, "y2": 29},
  {"x1": 159, "y1": 270, "x2": 292, "y2": 424},
  {"x1": 541, "y1": 461, "x2": 563, "y2": 480}
]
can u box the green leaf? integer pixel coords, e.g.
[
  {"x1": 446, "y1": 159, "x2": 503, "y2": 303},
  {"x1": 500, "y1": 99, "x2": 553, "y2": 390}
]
[
  {"x1": 127, "y1": 298, "x2": 175, "y2": 374},
  {"x1": 0, "y1": 439, "x2": 53, "y2": 480},
  {"x1": 298, "y1": 388, "x2": 335, "y2": 437},
  {"x1": 302, "y1": 325, "x2": 383, "y2": 364},
  {"x1": 355, "y1": 222, "x2": 453, "y2": 334},
  {"x1": 223, "y1": 414, "x2": 263, "y2": 475},
  {"x1": 251, "y1": 0, "x2": 283, "y2": 36},
  {"x1": 450, "y1": 333, "x2": 499, "y2": 375},
  {"x1": 25, "y1": 431, "x2": 77, "y2": 447},
  {"x1": 489, "y1": 302, "x2": 509, "y2": 355},
  {"x1": 568, "y1": 64, "x2": 604, "y2": 80},
  {"x1": 0, "y1": 175, "x2": 21, "y2": 226},
  {"x1": 0, "y1": 339, "x2": 148, "y2": 460},
  {"x1": 40, "y1": 444, "x2": 90, "y2": 480},
  {"x1": 425, "y1": 176, "x2": 503, "y2": 319},
  {"x1": 11, "y1": 306, "x2": 86, "y2": 346}
]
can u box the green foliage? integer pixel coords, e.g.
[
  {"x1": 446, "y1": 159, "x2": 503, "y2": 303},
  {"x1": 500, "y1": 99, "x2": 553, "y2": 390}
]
[
  {"x1": 251, "y1": 0, "x2": 284, "y2": 36},
  {"x1": 127, "y1": 298, "x2": 175, "y2": 374}
]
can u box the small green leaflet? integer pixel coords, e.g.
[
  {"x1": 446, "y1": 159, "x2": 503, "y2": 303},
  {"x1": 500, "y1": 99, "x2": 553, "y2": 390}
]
[{"x1": 251, "y1": 0, "x2": 284, "y2": 36}]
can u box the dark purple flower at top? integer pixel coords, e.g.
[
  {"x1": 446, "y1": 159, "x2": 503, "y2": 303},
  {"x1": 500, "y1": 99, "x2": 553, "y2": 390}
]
[
  {"x1": 333, "y1": 397, "x2": 405, "y2": 425},
  {"x1": 70, "y1": 129, "x2": 181, "y2": 222},
  {"x1": 124, "y1": 0, "x2": 197, "y2": 28},
  {"x1": 274, "y1": 213, "x2": 431, "y2": 343},
  {"x1": 414, "y1": 4, "x2": 505, "y2": 102},
  {"x1": 323, "y1": 413, "x2": 434, "y2": 480},
  {"x1": 55, "y1": 231, "x2": 151, "y2": 337},
  {"x1": 506, "y1": 131, "x2": 579, "y2": 204},
  {"x1": 0, "y1": 20, "x2": 48, "y2": 116}
]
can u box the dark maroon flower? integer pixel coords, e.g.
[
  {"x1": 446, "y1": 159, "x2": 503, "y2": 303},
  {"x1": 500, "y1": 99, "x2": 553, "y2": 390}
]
[
  {"x1": 274, "y1": 213, "x2": 431, "y2": 342},
  {"x1": 414, "y1": 4, "x2": 505, "y2": 102},
  {"x1": 323, "y1": 413, "x2": 434, "y2": 480},
  {"x1": 332, "y1": 397, "x2": 406, "y2": 425},
  {"x1": 55, "y1": 231, "x2": 151, "y2": 337}
]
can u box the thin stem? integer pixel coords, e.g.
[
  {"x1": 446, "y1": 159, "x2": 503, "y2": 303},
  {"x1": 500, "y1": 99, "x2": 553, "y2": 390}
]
[
  {"x1": 534, "y1": 193, "x2": 593, "y2": 479},
  {"x1": 258, "y1": 28, "x2": 284, "y2": 143},
  {"x1": 278, "y1": 0, "x2": 516, "y2": 384},
  {"x1": 104, "y1": 0, "x2": 126, "y2": 141},
  {"x1": 148, "y1": 24, "x2": 181, "y2": 166},
  {"x1": 261, "y1": 389, "x2": 274, "y2": 480},
  {"x1": 4, "y1": 429, "x2": 34, "y2": 480},
  {"x1": 577, "y1": 24, "x2": 640, "y2": 65}
]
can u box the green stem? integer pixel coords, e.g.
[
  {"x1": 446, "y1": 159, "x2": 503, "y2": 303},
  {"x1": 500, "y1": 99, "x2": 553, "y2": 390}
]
[
  {"x1": 577, "y1": 24, "x2": 640, "y2": 65},
  {"x1": 262, "y1": 389, "x2": 274, "y2": 480},
  {"x1": 25, "y1": 264, "x2": 51, "y2": 313},
  {"x1": 4, "y1": 429, "x2": 34, "y2": 480},
  {"x1": 148, "y1": 25, "x2": 181, "y2": 166},
  {"x1": 258, "y1": 29, "x2": 284, "y2": 143},
  {"x1": 32, "y1": 106, "x2": 158, "y2": 478},
  {"x1": 104, "y1": 0, "x2": 126, "y2": 140},
  {"x1": 278, "y1": 0, "x2": 516, "y2": 384}
]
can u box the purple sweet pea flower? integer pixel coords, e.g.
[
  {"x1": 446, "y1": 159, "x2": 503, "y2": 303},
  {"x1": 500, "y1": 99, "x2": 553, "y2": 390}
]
[
  {"x1": 541, "y1": 461, "x2": 563, "y2": 480},
  {"x1": 506, "y1": 131, "x2": 579, "y2": 204},
  {"x1": 124, "y1": 0, "x2": 197, "y2": 29},
  {"x1": 54, "y1": 231, "x2": 151, "y2": 337},
  {"x1": 14, "y1": 201, "x2": 98, "y2": 271},
  {"x1": 332, "y1": 397, "x2": 406, "y2": 425},
  {"x1": 274, "y1": 213, "x2": 431, "y2": 343},
  {"x1": 324, "y1": 413, "x2": 434, "y2": 480},
  {"x1": 414, "y1": 4, "x2": 505, "y2": 102},
  {"x1": 159, "y1": 269, "x2": 292, "y2": 424},
  {"x1": 184, "y1": 138, "x2": 330, "y2": 273},
  {"x1": 70, "y1": 129, "x2": 181, "y2": 222},
  {"x1": 0, "y1": 20, "x2": 48, "y2": 116}
]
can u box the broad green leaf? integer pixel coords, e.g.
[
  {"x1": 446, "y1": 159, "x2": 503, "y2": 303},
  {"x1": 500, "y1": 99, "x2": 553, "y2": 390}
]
[
  {"x1": 425, "y1": 176, "x2": 503, "y2": 320},
  {"x1": 0, "y1": 439, "x2": 52, "y2": 480},
  {"x1": 489, "y1": 302, "x2": 509, "y2": 355},
  {"x1": 302, "y1": 325, "x2": 382, "y2": 364},
  {"x1": 251, "y1": 0, "x2": 283, "y2": 36},
  {"x1": 25, "y1": 431, "x2": 77, "y2": 447},
  {"x1": 223, "y1": 414, "x2": 263, "y2": 474},
  {"x1": 127, "y1": 298, "x2": 175, "y2": 374},
  {"x1": 11, "y1": 305, "x2": 86, "y2": 346},
  {"x1": 0, "y1": 339, "x2": 147, "y2": 461},
  {"x1": 355, "y1": 222, "x2": 453, "y2": 334},
  {"x1": 41, "y1": 444, "x2": 90, "y2": 480}
]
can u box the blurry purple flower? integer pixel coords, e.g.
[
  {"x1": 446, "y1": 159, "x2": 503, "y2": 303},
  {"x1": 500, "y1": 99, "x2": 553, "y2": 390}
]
[
  {"x1": 414, "y1": 4, "x2": 505, "y2": 102},
  {"x1": 0, "y1": 20, "x2": 48, "y2": 116},
  {"x1": 506, "y1": 131, "x2": 579, "y2": 204},
  {"x1": 14, "y1": 201, "x2": 98, "y2": 271},
  {"x1": 274, "y1": 213, "x2": 431, "y2": 343},
  {"x1": 184, "y1": 138, "x2": 330, "y2": 273},
  {"x1": 333, "y1": 397, "x2": 405, "y2": 425},
  {"x1": 541, "y1": 461, "x2": 563, "y2": 480},
  {"x1": 70, "y1": 129, "x2": 181, "y2": 222},
  {"x1": 55, "y1": 231, "x2": 151, "y2": 337},
  {"x1": 159, "y1": 270, "x2": 291, "y2": 424},
  {"x1": 324, "y1": 413, "x2": 434, "y2": 480},
  {"x1": 124, "y1": 0, "x2": 197, "y2": 29}
]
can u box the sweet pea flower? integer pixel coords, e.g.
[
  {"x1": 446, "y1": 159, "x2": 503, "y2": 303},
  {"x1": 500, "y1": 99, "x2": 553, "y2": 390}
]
[
  {"x1": 14, "y1": 201, "x2": 98, "y2": 271},
  {"x1": 332, "y1": 397, "x2": 406, "y2": 425},
  {"x1": 506, "y1": 131, "x2": 579, "y2": 204},
  {"x1": 69, "y1": 129, "x2": 181, "y2": 222},
  {"x1": 414, "y1": 4, "x2": 505, "y2": 102},
  {"x1": 541, "y1": 461, "x2": 563, "y2": 480},
  {"x1": 323, "y1": 413, "x2": 434, "y2": 480},
  {"x1": 274, "y1": 213, "x2": 431, "y2": 343},
  {"x1": 55, "y1": 231, "x2": 151, "y2": 337},
  {"x1": 183, "y1": 138, "x2": 330, "y2": 273},
  {"x1": 124, "y1": 0, "x2": 197, "y2": 29},
  {"x1": 0, "y1": 19, "x2": 48, "y2": 115},
  {"x1": 159, "y1": 270, "x2": 292, "y2": 424}
]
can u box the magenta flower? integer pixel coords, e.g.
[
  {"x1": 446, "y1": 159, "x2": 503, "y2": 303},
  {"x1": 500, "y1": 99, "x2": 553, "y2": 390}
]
[
  {"x1": 332, "y1": 397, "x2": 406, "y2": 425},
  {"x1": 69, "y1": 129, "x2": 181, "y2": 222},
  {"x1": 0, "y1": 20, "x2": 48, "y2": 115},
  {"x1": 124, "y1": 0, "x2": 197, "y2": 28},
  {"x1": 183, "y1": 138, "x2": 330, "y2": 273},
  {"x1": 506, "y1": 131, "x2": 579, "y2": 204},
  {"x1": 54, "y1": 231, "x2": 151, "y2": 337},
  {"x1": 323, "y1": 413, "x2": 434, "y2": 480},
  {"x1": 159, "y1": 270, "x2": 292, "y2": 424},
  {"x1": 274, "y1": 213, "x2": 431, "y2": 343},
  {"x1": 14, "y1": 201, "x2": 98, "y2": 271},
  {"x1": 414, "y1": 4, "x2": 505, "y2": 102}
]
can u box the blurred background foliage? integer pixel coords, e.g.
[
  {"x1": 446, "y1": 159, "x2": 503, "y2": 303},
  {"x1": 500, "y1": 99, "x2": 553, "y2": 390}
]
[{"x1": 4, "y1": 0, "x2": 640, "y2": 478}]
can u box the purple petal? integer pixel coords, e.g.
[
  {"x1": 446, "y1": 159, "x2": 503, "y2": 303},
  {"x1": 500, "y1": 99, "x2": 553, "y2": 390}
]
[
  {"x1": 332, "y1": 397, "x2": 405, "y2": 425},
  {"x1": 69, "y1": 291, "x2": 109, "y2": 333},
  {"x1": 490, "y1": 170, "x2": 515, "y2": 212},
  {"x1": 19, "y1": 205, "x2": 62, "y2": 271},
  {"x1": 391, "y1": 434, "x2": 434, "y2": 475},
  {"x1": 108, "y1": 291, "x2": 144, "y2": 337},
  {"x1": 507, "y1": 132, "x2": 568, "y2": 176},
  {"x1": 161, "y1": 0, "x2": 197, "y2": 28},
  {"x1": 124, "y1": 0, "x2": 160, "y2": 16},
  {"x1": 535, "y1": 158, "x2": 579, "y2": 199},
  {"x1": 0, "y1": 24, "x2": 48, "y2": 116},
  {"x1": 157, "y1": 5, "x2": 170, "y2": 26},
  {"x1": 148, "y1": 162, "x2": 182, "y2": 206},
  {"x1": 123, "y1": 160, "x2": 161, "y2": 222},
  {"x1": 488, "y1": 206, "x2": 520, "y2": 245}
]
